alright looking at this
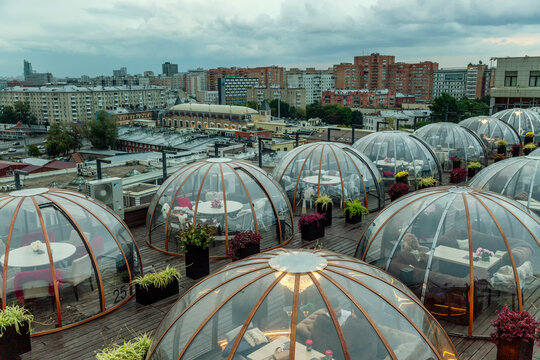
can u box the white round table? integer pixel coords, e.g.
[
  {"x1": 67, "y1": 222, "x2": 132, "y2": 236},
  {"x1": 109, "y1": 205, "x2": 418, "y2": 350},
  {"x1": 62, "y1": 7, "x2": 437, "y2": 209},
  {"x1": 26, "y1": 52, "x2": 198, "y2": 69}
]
[
  {"x1": 302, "y1": 175, "x2": 341, "y2": 185},
  {"x1": 374, "y1": 159, "x2": 409, "y2": 168},
  {"x1": 195, "y1": 200, "x2": 243, "y2": 215},
  {"x1": 0, "y1": 243, "x2": 77, "y2": 268}
]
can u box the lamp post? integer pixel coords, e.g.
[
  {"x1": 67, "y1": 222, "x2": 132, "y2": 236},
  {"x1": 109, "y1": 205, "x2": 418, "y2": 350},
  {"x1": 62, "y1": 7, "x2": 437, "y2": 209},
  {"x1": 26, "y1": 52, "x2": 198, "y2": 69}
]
[
  {"x1": 161, "y1": 149, "x2": 176, "y2": 182},
  {"x1": 376, "y1": 121, "x2": 389, "y2": 132},
  {"x1": 14, "y1": 170, "x2": 28, "y2": 190},
  {"x1": 258, "y1": 137, "x2": 272, "y2": 168},
  {"x1": 351, "y1": 124, "x2": 362, "y2": 144},
  {"x1": 96, "y1": 159, "x2": 111, "y2": 180}
]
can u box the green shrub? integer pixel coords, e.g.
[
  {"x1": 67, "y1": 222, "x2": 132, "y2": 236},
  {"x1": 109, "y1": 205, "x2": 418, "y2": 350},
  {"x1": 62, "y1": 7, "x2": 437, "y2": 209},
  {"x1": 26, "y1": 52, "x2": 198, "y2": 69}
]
[
  {"x1": 95, "y1": 333, "x2": 152, "y2": 360},
  {"x1": 314, "y1": 195, "x2": 333, "y2": 210},
  {"x1": 177, "y1": 224, "x2": 214, "y2": 252},
  {"x1": 343, "y1": 200, "x2": 368, "y2": 217},
  {"x1": 0, "y1": 305, "x2": 33, "y2": 337},
  {"x1": 418, "y1": 176, "x2": 437, "y2": 187},
  {"x1": 133, "y1": 265, "x2": 181, "y2": 290},
  {"x1": 467, "y1": 162, "x2": 482, "y2": 169}
]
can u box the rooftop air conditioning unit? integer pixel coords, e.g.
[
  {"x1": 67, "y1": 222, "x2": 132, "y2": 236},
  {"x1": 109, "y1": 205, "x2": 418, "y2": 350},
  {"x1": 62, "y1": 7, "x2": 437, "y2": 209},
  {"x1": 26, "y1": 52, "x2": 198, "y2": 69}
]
[{"x1": 87, "y1": 177, "x2": 124, "y2": 219}]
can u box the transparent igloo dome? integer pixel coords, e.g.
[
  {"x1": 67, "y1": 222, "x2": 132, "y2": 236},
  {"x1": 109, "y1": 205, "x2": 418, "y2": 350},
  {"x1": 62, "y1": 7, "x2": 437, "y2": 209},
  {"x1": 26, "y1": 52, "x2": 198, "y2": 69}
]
[
  {"x1": 492, "y1": 108, "x2": 540, "y2": 142},
  {"x1": 146, "y1": 249, "x2": 458, "y2": 360},
  {"x1": 413, "y1": 122, "x2": 487, "y2": 170},
  {"x1": 352, "y1": 131, "x2": 442, "y2": 189},
  {"x1": 272, "y1": 142, "x2": 384, "y2": 215},
  {"x1": 147, "y1": 158, "x2": 293, "y2": 258},
  {"x1": 469, "y1": 153, "x2": 540, "y2": 215},
  {"x1": 356, "y1": 186, "x2": 539, "y2": 337},
  {"x1": 0, "y1": 188, "x2": 142, "y2": 335},
  {"x1": 459, "y1": 116, "x2": 521, "y2": 155}
]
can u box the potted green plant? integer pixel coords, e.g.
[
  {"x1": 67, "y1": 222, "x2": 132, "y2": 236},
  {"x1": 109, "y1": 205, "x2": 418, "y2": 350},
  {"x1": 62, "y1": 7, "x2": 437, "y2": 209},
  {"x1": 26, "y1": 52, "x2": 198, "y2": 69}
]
[
  {"x1": 395, "y1": 171, "x2": 409, "y2": 184},
  {"x1": 511, "y1": 144, "x2": 522, "y2": 157},
  {"x1": 95, "y1": 333, "x2": 152, "y2": 360},
  {"x1": 467, "y1": 161, "x2": 482, "y2": 178},
  {"x1": 524, "y1": 131, "x2": 535, "y2": 144},
  {"x1": 497, "y1": 140, "x2": 508, "y2": 155},
  {"x1": 314, "y1": 195, "x2": 333, "y2": 227},
  {"x1": 450, "y1": 156, "x2": 462, "y2": 169},
  {"x1": 177, "y1": 224, "x2": 214, "y2": 279},
  {"x1": 134, "y1": 265, "x2": 181, "y2": 305},
  {"x1": 298, "y1": 213, "x2": 325, "y2": 241},
  {"x1": 450, "y1": 168, "x2": 468, "y2": 183},
  {"x1": 494, "y1": 153, "x2": 506, "y2": 162},
  {"x1": 387, "y1": 182, "x2": 409, "y2": 201},
  {"x1": 417, "y1": 176, "x2": 437, "y2": 190},
  {"x1": 0, "y1": 305, "x2": 33, "y2": 358},
  {"x1": 490, "y1": 306, "x2": 539, "y2": 360},
  {"x1": 523, "y1": 143, "x2": 537, "y2": 155},
  {"x1": 228, "y1": 231, "x2": 262, "y2": 261},
  {"x1": 343, "y1": 200, "x2": 368, "y2": 224}
]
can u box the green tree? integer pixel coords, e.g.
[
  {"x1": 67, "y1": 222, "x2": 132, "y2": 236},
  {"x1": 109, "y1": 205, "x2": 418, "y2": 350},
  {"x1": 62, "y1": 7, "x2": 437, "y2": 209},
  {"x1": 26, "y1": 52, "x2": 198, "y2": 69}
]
[
  {"x1": 269, "y1": 99, "x2": 291, "y2": 118},
  {"x1": 28, "y1": 145, "x2": 41, "y2": 157},
  {"x1": 293, "y1": 107, "x2": 306, "y2": 120},
  {"x1": 84, "y1": 110, "x2": 118, "y2": 149},
  {"x1": 14, "y1": 101, "x2": 37, "y2": 125},
  {"x1": 46, "y1": 123, "x2": 81, "y2": 157},
  {"x1": 245, "y1": 101, "x2": 258, "y2": 111},
  {"x1": 351, "y1": 110, "x2": 363, "y2": 127},
  {"x1": 429, "y1": 93, "x2": 461, "y2": 122},
  {"x1": 458, "y1": 98, "x2": 489, "y2": 118},
  {"x1": 0, "y1": 105, "x2": 16, "y2": 123}
]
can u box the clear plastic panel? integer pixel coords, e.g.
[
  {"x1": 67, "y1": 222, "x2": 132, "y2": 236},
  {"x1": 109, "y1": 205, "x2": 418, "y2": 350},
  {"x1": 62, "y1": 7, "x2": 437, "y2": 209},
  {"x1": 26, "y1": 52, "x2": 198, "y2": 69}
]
[
  {"x1": 5, "y1": 197, "x2": 59, "y2": 332},
  {"x1": 150, "y1": 271, "x2": 274, "y2": 359},
  {"x1": 39, "y1": 205, "x2": 101, "y2": 326}
]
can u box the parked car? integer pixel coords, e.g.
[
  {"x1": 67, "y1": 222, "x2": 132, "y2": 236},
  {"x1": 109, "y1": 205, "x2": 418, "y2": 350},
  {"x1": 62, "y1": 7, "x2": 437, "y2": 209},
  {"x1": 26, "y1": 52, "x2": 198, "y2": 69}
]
[
  {"x1": 13, "y1": 142, "x2": 20, "y2": 145},
  {"x1": 8, "y1": 148, "x2": 17, "y2": 153}
]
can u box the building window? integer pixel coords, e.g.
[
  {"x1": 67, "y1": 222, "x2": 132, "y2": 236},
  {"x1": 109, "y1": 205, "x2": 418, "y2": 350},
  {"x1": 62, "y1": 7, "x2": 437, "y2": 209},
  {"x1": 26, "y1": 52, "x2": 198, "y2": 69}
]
[
  {"x1": 529, "y1": 71, "x2": 540, "y2": 87},
  {"x1": 504, "y1": 71, "x2": 517, "y2": 86}
]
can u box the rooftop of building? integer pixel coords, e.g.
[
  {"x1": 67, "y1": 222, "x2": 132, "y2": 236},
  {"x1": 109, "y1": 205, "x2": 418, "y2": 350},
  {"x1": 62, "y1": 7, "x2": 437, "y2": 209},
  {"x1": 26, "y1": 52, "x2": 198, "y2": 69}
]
[
  {"x1": 0, "y1": 85, "x2": 166, "y2": 93},
  {"x1": 169, "y1": 103, "x2": 258, "y2": 116}
]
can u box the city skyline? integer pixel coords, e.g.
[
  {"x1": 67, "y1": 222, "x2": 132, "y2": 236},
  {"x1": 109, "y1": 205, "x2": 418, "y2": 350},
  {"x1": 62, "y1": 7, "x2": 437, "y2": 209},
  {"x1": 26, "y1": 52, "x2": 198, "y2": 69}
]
[{"x1": 1, "y1": 0, "x2": 540, "y2": 77}]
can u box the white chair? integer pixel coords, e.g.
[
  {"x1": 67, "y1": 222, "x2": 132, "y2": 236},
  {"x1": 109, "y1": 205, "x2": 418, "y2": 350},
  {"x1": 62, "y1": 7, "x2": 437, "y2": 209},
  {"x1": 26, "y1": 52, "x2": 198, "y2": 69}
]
[
  {"x1": 59, "y1": 255, "x2": 93, "y2": 301},
  {"x1": 228, "y1": 210, "x2": 255, "y2": 232}
]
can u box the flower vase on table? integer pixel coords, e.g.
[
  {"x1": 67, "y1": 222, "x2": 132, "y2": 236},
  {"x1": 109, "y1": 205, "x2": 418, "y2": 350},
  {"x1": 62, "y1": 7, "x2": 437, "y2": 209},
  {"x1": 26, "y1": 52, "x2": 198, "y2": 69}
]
[{"x1": 31, "y1": 240, "x2": 45, "y2": 255}]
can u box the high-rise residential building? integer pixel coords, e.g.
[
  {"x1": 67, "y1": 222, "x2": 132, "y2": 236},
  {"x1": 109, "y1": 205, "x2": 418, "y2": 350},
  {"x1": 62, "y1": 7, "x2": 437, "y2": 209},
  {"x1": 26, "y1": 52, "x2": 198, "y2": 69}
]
[
  {"x1": 162, "y1": 62, "x2": 179, "y2": 76},
  {"x1": 0, "y1": 85, "x2": 166, "y2": 124},
  {"x1": 218, "y1": 77, "x2": 259, "y2": 105},
  {"x1": 286, "y1": 68, "x2": 335, "y2": 105},
  {"x1": 433, "y1": 64, "x2": 488, "y2": 100},
  {"x1": 113, "y1": 67, "x2": 127, "y2": 77},
  {"x1": 206, "y1": 66, "x2": 284, "y2": 91},
  {"x1": 490, "y1": 56, "x2": 540, "y2": 111},
  {"x1": 334, "y1": 53, "x2": 438, "y2": 102},
  {"x1": 246, "y1": 86, "x2": 306, "y2": 110}
]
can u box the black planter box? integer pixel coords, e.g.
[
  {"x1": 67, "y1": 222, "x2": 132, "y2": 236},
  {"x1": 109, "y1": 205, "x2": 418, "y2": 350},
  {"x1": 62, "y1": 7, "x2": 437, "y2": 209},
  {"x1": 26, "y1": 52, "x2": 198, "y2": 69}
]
[
  {"x1": 236, "y1": 242, "x2": 260, "y2": 260},
  {"x1": 452, "y1": 161, "x2": 462, "y2": 170},
  {"x1": 395, "y1": 177, "x2": 407, "y2": 184},
  {"x1": 512, "y1": 148, "x2": 521, "y2": 157},
  {"x1": 0, "y1": 321, "x2": 31, "y2": 358},
  {"x1": 524, "y1": 137, "x2": 533, "y2": 144},
  {"x1": 497, "y1": 146, "x2": 507, "y2": 155},
  {"x1": 135, "y1": 277, "x2": 179, "y2": 306},
  {"x1": 345, "y1": 209, "x2": 363, "y2": 224},
  {"x1": 316, "y1": 203, "x2": 332, "y2": 227},
  {"x1": 185, "y1": 245, "x2": 210, "y2": 280},
  {"x1": 523, "y1": 148, "x2": 533, "y2": 155},
  {"x1": 468, "y1": 168, "x2": 479, "y2": 179},
  {"x1": 300, "y1": 220, "x2": 325, "y2": 241}
]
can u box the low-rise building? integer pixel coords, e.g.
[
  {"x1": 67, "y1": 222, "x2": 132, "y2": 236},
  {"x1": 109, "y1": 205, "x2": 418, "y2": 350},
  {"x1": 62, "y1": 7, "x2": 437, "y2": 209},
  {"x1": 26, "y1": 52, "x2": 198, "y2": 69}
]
[
  {"x1": 246, "y1": 86, "x2": 306, "y2": 109},
  {"x1": 490, "y1": 56, "x2": 540, "y2": 111}
]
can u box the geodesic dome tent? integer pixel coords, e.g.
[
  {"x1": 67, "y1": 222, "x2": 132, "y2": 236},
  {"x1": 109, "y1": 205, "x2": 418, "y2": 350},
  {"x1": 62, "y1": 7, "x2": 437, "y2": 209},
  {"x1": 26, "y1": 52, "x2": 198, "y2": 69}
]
[
  {"x1": 146, "y1": 249, "x2": 458, "y2": 360},
  {"x1": 492, "y1": 108, "x2": 540, "y2": 142},
  {"x1": 272, "y1": 142, "x2": 384, "y2": 215},
  {"x1": 459, "y1": 116, "x2": 521, "y2": 155},
  {"x1": 356, "y1": 186, "x2": 540, "y2": 337},
  {"x1": 413, "y1": 122, "x2": 488, "y2": 170},
  {"x1": 469, "y1": 153, "x2": 540, "y2": 216},
  {"x1": 147, "y1": 158, "x2": 294, "y2": 258},
  {"x1": 352, "y1": 131, "x2": 442, "y2": 189},
  {"x1": 0, "y1": 188, "x2": 142, "y2": 335}
]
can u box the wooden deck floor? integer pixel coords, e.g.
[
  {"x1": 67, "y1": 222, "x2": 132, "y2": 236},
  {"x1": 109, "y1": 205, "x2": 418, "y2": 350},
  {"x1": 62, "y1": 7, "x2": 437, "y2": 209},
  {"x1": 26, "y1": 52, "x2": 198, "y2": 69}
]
[{"x1": 19, "y1": 213, "x2": 534, "y2": 360}]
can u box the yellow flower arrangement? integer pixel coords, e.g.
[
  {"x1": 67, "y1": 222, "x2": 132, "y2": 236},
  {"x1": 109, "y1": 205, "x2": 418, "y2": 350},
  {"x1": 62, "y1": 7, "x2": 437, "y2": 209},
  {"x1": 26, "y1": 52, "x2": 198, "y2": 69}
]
[
  {"x1": 395, "y1": 171, "x2": 409, "y2": 179},
  {"x1": 525, "y1": 132, "x2": 535, "y2": 138}
]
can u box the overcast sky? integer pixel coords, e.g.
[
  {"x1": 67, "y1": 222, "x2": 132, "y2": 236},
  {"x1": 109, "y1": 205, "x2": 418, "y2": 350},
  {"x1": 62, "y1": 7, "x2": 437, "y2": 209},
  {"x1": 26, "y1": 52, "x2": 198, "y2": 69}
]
[{"x1": 1, "y1": 0, "x2": 539, "y2": 78}]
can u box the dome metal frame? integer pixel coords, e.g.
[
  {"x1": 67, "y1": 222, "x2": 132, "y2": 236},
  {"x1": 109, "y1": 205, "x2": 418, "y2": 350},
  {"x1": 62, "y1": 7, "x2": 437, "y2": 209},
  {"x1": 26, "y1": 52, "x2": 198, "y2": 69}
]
[
  {"x1": 0, "y1": 188, "x2": 143, "y2": 336},
  {"x1": 272, "y1": 142, "x2": 385, "y2": 215},
  {"x1": 147, "y1": 158, "x2": 294, "y2": 259},
  {"x1": 493, "y1": 108, "x2": 540, "y2": 141},
  {"x1": 414, "y1": 122, "x2": 489, "y2": 169},
  {"x1": 353, "y1": 131, "x2": 443, "y2": 189},
  {"x1": 459, "y1": 116, "x2": 522, "y2": 155},
  {"x1": 355, "y1": 186, "x2": 540, "y2": 338},
  {"x1": 147, "y1": 249, "x2": 458, "y2": 360}
]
